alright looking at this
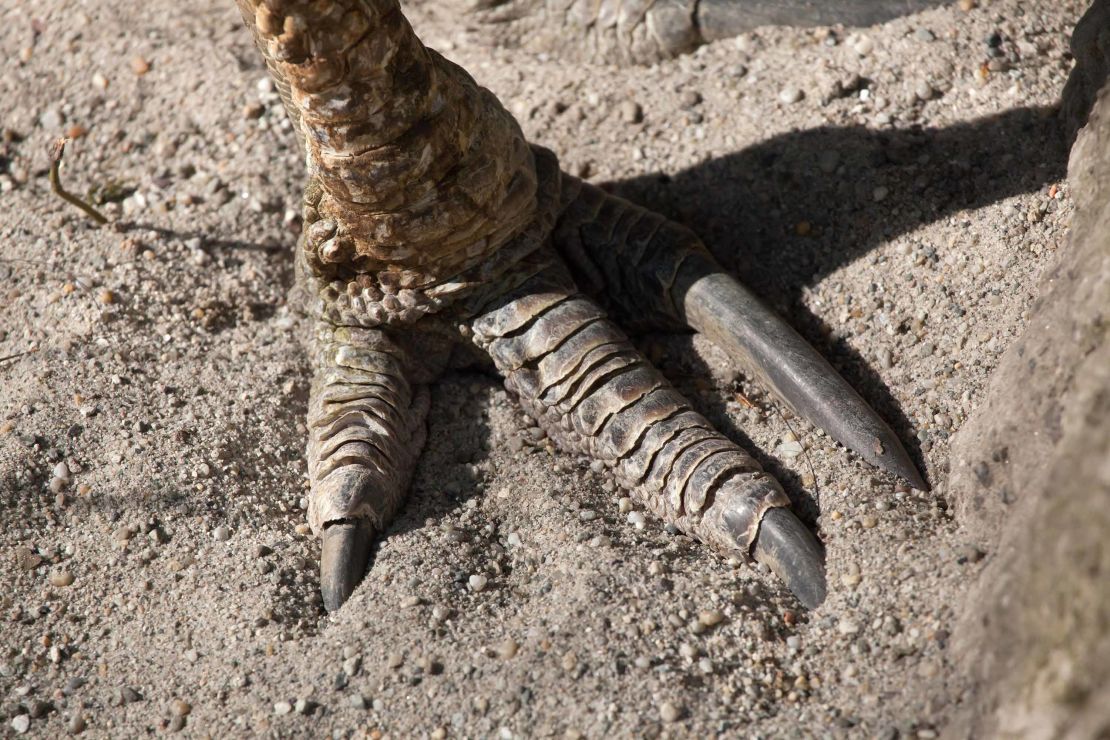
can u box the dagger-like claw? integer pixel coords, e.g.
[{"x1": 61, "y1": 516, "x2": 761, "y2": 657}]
[
  {"x1": 677, "y1": 260, "x2": 928, "y2": 491},
  {"x1": 749, "y1": 507, "x2": 827, "y2": 609},
  {"x1": 320, "y1": 519, "x2": 373, "y2": 612}
]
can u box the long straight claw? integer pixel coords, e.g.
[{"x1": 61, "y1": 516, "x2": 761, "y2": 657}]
[
  {"x1": 749, "y1": 508, "x2": 826, "y2": 609},
  {"x1": 676, "y1": 259, "x2": 928, "y2": 491},
  {"x1": 320, "y1": 520, "x2": 373, "y2": 613}
]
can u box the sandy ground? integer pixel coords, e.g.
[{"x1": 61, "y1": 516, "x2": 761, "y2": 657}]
[{"x1": 0, "y1": 0, "x2": 1089, "y2": 737}]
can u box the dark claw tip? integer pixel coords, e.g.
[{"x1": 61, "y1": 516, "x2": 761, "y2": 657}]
[
  {"x1": 752, "y1": 507, "x2": 827, "y2": 609},
  {"x1": 320, "y1": 519, "x2": 373, "y2": 613}
]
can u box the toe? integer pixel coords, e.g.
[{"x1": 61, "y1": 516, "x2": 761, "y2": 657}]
[
  {"x1": 749, "y1": 507, "x2": 827, "y2": 609},
  {"x1": 320, "y1": 520, "x2": 373, "y2": 612}
]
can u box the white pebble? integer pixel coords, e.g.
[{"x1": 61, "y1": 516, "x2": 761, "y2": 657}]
[
  {"x1": 213, "y1": 526, "x2": 230, "y2": 542},
  {"x1": 853, "y1": 35, "x2": 875, "y2": 56},
  {"x1": 627, "y1": 511, "x2": 646, "y2": 529},
  {"x1": 468, "y1": 574, "x2": 488, "y2": 592},
  {"x1": 274, "y1": 701, "x2": 292, "y2": 715},
  {"x1": 778, "y1": 86, "x2": 803, "y2": 104},
  {"x1": 838, "y1": 617, "x2": 861, "y2": 635}
]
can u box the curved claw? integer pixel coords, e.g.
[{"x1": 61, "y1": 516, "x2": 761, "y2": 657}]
[
  {"x1": 320, "y1": 519, "x2": 373, "y2": 612},
  {"x1": 677, "y1": 261, "x2": 927, "y2": 491},
  {"x1": 750, "y1": 507, "x2": 827, "y2": 609}
]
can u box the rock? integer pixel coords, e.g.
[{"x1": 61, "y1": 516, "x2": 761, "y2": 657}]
[
  {"x1": 659, "y1": 701, "x2": 682, "y2": 723},
  {"x1": 212, "y1": 526, "x2": 230, "y2": 542},
  {"x1": 698, "y1": 610, "x2": 725, "y2": 628},
  {"x1": 618, "y1": 100, "x2": 643, "y2": 124},
  {"x1": 838, "y1": 618, "x2": 861, "y2": 635},
  {"x1": 497, "y1": 638, "x2": 519, "y2": 660},
  {"x1": 16, "y1": 548, "x2": 42, "y2": 571},
  {"x1": 11, "y1": 715, "x2": 30, "y2": 734},
  {"x1": 274, "y1": 701, "x2": 293, "y2": 715},
  {"x1": 39, "y1": 108, "x2": 64, "y2": 130},
  {"x1": 779, "y1": 86, "x2": 804, "y2": 105},
  {"x1": 170, "y1": 699, "x2": 191, "y2": 716},
  {"x1": 50, "y1": 570, "x2": 75, "y2": 587},
  {"x1": 68, "y1": 714, "x2": 86, "y2": 734},
  {"x1": 468, "y1": 574, "x2": 488, "y2": 592}
]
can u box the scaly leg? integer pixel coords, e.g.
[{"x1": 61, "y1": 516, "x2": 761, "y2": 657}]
[
  {"x1": 305, "y1": 323, "x2": 431, "y2": 611},
  {"x1": 471, "y1": 263, "x2": 826, "y2": 607},
  {"x1": 553, "y1": 176, "x2": 926, "y2": 489}
]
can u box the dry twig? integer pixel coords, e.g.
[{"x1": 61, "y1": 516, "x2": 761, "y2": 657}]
[{"x1": 48, "y1": 138, "x2": 108, "y2": 225}]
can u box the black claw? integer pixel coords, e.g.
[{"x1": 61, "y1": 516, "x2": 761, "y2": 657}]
[
  {"x1": 320, "y1": 519, "x2": 373, "y2": 613},
  {"x1": 678, "y1": 264, "x2": 928, "y2": 490},
  {"x1": 751, "y1": 507, "x2": 827, "y2": 609}
]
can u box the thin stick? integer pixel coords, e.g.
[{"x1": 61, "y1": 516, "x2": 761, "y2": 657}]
[
  {"x1": 48, "y1": 139, "x2": 108, "y2": 225},
  {"x1": 0, "y1": 350, "x2": 33, "y2": 366}
]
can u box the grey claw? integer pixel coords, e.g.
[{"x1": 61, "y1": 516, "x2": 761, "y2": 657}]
[
  {"x1": 750, "y1": 507, "x2": 827, "y2": 609},
  {"x1": 678, "y1": 262, "x2": 927, "y2": 490},
  {"x1": 320, "y1": 519, "x2": 373, "y2": 612}
]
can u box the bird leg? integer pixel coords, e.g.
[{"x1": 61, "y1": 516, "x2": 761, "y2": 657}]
[{"x1": 469, "y1": 260, "x2": 827, "y2": 608}]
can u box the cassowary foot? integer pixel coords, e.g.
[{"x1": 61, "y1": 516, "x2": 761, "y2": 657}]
[{"x1": 236, "y1": 0, "x2": 924, "y2": 613}]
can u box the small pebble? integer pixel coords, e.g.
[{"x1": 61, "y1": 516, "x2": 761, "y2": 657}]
[
  {"x1": 778, "y1": 86, "x2": 803, "y2": 104},
  {"x1": 274, "y1": 701, "x2": 293, "y2": 715},
  {"x1": 698, "y1": 610, "x2": 725, "y2": 628},
  {"x1": 68, "y1": 714, "x2": 86, "y2": 734},
  {"x1": 11, "y1": 715, "x2": 30, "y2": 734},
  {"x1": 660, "y1": 702, "x2": 682, "y2": 723},
  {"x1": 468, "y1": 574, "x2": 488, "y2": 592},
  {"x1": 841, "y1": 563, "x2": 862, "y2": 588},
  {"x1": 873, "y1": 186, "x2": 890, "y2": 202},
  {"x1": 838, "y1": 618, "x2": 861, "y2": 635},
  {"x1": 627, "y1": 511, "x2": 646, "y2": 529},
  {"x1": 50, "y1": 570, "x2": 75, "y2": 587},
  {"x1": 497, "y1": 638, "x2": 519, "y2": 660},
  {"x1": 679, "y1": 90, "x2": 701, "y2": 108},
  {"x1": 619, "y1": 100, "x2": 643, "y2": 124},
  {"x1": 171, "y1": 699, "x2": 192, "y2": 716},
  {"x1": 131, "y1": 56, "x2": 150, "y2": 75},
  {"x1": 212, "y1": 526, "x2": 230, "y2": 542}
]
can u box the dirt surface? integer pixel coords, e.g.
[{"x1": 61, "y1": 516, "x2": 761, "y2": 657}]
[{"x1": 0, "y1": 0, "x2": 1092, "y2": 737}]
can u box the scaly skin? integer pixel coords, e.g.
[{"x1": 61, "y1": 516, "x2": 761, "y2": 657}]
[
  {"x1": 437, "y1": 0, "x2": 950, "y2": 64},
  {"x1": 234, "y1": 0, "x2": 925, "y2": 611}
]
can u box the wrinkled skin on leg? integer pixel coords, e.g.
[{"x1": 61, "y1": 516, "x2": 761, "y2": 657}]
[{"x1": 233, "y1": 0, "x2": 925, "y2": 613}]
